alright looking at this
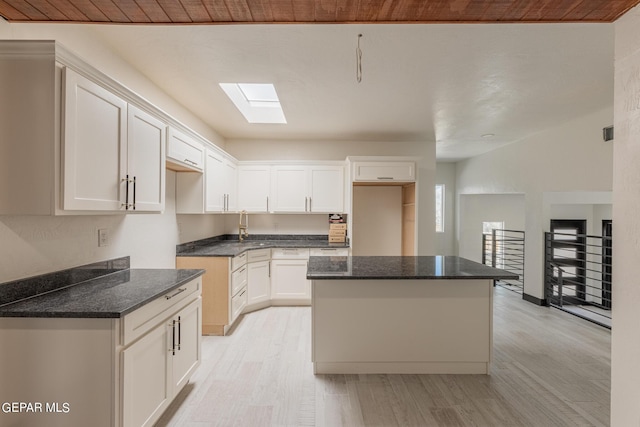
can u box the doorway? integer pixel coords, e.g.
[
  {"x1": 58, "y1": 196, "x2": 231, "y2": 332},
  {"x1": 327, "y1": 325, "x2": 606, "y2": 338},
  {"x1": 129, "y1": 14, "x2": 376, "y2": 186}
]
[{"x1": 548, "y1": 219, "x2": 587, "y2": 305}]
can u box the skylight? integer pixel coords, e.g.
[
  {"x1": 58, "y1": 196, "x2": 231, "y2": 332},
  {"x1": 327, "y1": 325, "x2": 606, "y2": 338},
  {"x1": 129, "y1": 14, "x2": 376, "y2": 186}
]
[{"x1": 219, "y1": 83, "x2": 286, "y2": 124}]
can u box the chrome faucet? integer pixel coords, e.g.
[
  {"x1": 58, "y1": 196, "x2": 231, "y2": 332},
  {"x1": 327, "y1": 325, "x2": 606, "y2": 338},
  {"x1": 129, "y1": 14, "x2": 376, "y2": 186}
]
[{"x1": 239, "y1": 210, "x2": 249, "y2": 242}]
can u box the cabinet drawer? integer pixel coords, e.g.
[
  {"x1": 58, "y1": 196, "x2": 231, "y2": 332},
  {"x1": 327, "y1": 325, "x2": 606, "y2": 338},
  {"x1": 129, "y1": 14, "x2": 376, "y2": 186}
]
[
  {"x1": 271, "y1": 248, "x2": 310, "y2": 260},
  {"x1": 231, "y1": 252, "x2": 248, "y2": 271},
  {"x1": 122, "y1": 277, "x2": 201, "y2": 346},
  {"x1": 309, "y1": 248, "x2": 349, "y2": 257},
  {"x1": 231, "y1": 286, "x2": 247, "y2": 322},
  {"x1": 248, "y1": 248, "x2": 271, "y2": 262},
  {"x1": 231, "y1": 264, "x2": 248, "y2": 296}
]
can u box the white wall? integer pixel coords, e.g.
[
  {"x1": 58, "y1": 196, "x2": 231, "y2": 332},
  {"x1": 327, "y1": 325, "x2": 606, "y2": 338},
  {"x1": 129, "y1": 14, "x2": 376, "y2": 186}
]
[
  {"x1": 352, "y1": 186, "x2": 403, "y2": 256},
  {"x1": 456, "y1": 106, "x2": 613, "y2": 299},
  {"x1": 612, "y1": 3, "x2": 640, "y2": 424},
  {"x1": 226, "y1": 139, "x2": 436, "y2": 254},
  {"x1": 435, "y1": 162, "x2": 457, "y2": 255},
  {"x1": 0, "y1": 172, "x2": 224, "y2": 283},
  {"x1": 458, "y1": 194, "x2": 526, "y2": 263},
  {"x1": 0, "y1": 22, "x2": 226, "y2": 282}
]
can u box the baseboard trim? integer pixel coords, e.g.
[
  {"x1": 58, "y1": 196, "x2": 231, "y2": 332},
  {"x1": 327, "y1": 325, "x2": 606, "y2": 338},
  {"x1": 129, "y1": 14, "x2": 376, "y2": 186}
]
[{"x1": 523, "y1": 293, "x2": 546, "y2": 306}]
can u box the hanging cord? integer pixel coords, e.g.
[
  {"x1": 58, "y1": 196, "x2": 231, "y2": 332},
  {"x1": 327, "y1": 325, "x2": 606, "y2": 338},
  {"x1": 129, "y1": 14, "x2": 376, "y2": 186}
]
[{"x1": 356, "y1": 34, "x2": 363, "y2": 83}]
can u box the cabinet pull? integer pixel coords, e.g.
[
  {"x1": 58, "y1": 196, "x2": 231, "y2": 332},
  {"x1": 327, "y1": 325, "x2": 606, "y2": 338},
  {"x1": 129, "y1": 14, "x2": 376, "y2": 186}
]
[
  {"x1": 132, "y1": 176, "x2": 136, "y2": 211},
  {"x1": 266, "y1": 196, "x2": 269, "y2": 212},
  {"x1": 376, "y1": 177, "x2": 394, "y2": 180},
  {"x1": 165, "y1": 287, "x2": 186, "y2": 300},
  {"x1": 239, "y1": 289, "x2": 246, "y2": 297},
  {"x1": 170, "y1": 319, "x2": 176, "y2": 355},
  {"x1": 177, "y1": 316, "x2": 181, "y2": 351},
  {"x1": 304, "y1": 197, "x2": 308, "y2": 212},
  {"x1": 309, "y1": 197, "x2": 312, "y2": 212},
  {"x1": 184, "y1": 158, "x2": 197, "y2": 166}
]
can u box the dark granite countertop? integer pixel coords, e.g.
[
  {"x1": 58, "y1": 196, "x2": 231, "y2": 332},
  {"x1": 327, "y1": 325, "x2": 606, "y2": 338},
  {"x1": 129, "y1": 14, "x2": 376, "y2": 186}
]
[
  {"x1": 0, "y1": 257, "x2": 204, "y2": 318},
  {"x1": 176, "y1": 234, "x2": 349, "y2": 257},
  {"x1": 307, "y1": 256, "x2": 520, "y2": 280}
]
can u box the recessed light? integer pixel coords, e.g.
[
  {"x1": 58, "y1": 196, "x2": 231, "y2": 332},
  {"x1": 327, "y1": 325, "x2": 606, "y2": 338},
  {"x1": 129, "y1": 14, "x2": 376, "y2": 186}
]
[{"x1": 219, "y1": 83, "x2": 286, "y2": 124}]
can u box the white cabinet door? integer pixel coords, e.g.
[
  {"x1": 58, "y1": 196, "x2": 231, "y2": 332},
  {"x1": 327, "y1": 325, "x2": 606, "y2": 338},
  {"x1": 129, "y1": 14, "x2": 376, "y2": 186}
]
[
  {"x1": 248, "y1": 260, "x2": 271, "y2": 306},
  {"x1": 171, "y1": 298, "x2": 201, "y2": 394},
  {"x1": 166, "y1": 127, "x2": 204, "y2": 172},
  {"x1": 224, "y1": 158, "x2": 238, "y2": 212},
  {"x1": 271, "y1": 259, "x2": 311, "y2": 302},
  {"x1": 352, "y1": 161, "x2": 416, "y2": 182},
  {"x1": 205, "y1": 150, "x2": 225, "y2": 212},
  {"x1": 122, "y1": 322, "x2": 171, "y2": 427},
  {"x1": 63, "y1": 67, "x2": 127, "y2": 211},
  {"x1": 127, "y1": 105, "x2": 166, "y2": 212},
  {"x1": 271, "y1": 166, "x2": 308, "y2": 212},
  {"x1": 238, "y1": 165, "x2": 271, "y2": 212},
  {"x1": 309, "y1": 165, "x2": 344, "y2": 213}
]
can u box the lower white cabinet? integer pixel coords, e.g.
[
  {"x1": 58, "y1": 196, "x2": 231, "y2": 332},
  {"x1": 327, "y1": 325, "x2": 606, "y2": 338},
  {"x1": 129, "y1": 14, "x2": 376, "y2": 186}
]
[
  {"x1": 271, "y1": 248, "x2": 311, "y2": 304},
  {"x1": 0, "y1": 277, "x2": 202, "y2": 427},
  {"x1": 247, "y1": 260, "x2": 271, "y2": 308},
  {"x1": 123, "y1": 297, "x2": 201, "y2": 427}
]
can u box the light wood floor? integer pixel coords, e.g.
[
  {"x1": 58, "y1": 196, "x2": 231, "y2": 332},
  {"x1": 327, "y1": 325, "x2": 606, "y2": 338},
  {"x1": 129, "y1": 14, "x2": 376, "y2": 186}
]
[{"x1": 156, "y1": 287, "x2": 611, "y2": 427}]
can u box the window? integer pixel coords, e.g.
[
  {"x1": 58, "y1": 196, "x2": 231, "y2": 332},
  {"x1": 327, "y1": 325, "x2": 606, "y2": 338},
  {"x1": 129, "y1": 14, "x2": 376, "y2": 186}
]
[{"x1": 435, "y1": 184, "x2": 445, "y2": 232}]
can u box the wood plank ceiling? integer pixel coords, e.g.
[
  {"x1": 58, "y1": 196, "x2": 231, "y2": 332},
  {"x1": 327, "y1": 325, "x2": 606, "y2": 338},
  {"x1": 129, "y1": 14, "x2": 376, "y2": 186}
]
[{"x1": 0, "y1": 0, "x2": 639, "y2": 24}]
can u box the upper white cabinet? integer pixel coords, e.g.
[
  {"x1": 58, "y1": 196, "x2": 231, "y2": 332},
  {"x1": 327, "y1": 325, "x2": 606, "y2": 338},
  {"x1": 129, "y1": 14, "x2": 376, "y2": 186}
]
[
  {"x1": 127, "y1": 105, "x2": 166, "y2": 212},
  {"x1": 0, "y1": 41, "x2": 170, "y2": 215},
  {"x1": 271, "y1": 164, "x2": 344, "y2": 213},
  {"x1": 176, "y1": 149, "x2": 237, "y2": 214},
  {"x1": 352, "y1": 161, "x2": 416, "y2": 182},
  {"x1": 166, "y1": 127, "x2": 204, "y2": 172},
  {"x1": 237, "y1": 165, "x2": 272, "y2": 212},
  {"x1": 63, "y1": 68, "x2": 165, "y2": 212}
]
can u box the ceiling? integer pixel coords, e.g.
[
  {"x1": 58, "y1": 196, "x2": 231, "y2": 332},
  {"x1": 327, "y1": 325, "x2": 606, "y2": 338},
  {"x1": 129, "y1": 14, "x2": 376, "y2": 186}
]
[
  {"x1": 1, "y1": 0, "x2": 638, "y2": 23},
  {"x1": 0, "y1": 1, "x2": 628, "y2": 161}
]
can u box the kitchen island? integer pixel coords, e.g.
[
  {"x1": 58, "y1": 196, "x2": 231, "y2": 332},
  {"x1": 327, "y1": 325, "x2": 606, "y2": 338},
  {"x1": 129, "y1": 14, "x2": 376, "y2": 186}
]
[{"x1": 307, "y1": 256, "x2": 518, "y2": 375}]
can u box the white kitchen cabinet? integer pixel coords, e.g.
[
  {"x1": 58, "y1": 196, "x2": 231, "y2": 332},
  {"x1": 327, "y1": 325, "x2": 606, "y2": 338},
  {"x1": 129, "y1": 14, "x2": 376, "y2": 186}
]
[
  {"x1": 271, "y1": 164, "x2": 344, "y2": 213},
  {"x1": 271, "y1": 248, "x2": 311, "y2": 304},
  {"x1": 247, "y1": 248, "x2": 272, "y2": 310},
  {"x1": 122, "y1": 297, "x2": 201, "y2": 427},
  {"x1": 0, "y1": 276, "x2": 202, "y2": 427},
  {"x1": 352, "y1": 161, "x2": 416, "y2": 182},
  {"x1": 127, "y1": 105, "x2": 166, "y2": 211},
  {"x1": 63, "y1": 68, "x2": 165, "y2": 212},
  {"x1": 166, "y1": 127, "x2": 204, "y2": 172},
  {"x1": 176, "y1": 149, "x2": 238, "y2": 214},
  {"x1": 205, "y1": 150, "x2": 237, "y2": 213},
  {"x1": 63, "y1": 67, "x2": 128, "y2": 211},
  {"x1": 238, "y1": 165, "x2": 272, "y2": 212}
]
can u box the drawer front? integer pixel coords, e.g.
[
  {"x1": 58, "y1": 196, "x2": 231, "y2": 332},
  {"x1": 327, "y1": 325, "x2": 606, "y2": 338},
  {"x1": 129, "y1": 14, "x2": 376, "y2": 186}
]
[
  {"x1": 353, "y1": 161, "x2": 415, "y2": 182},
  {"x1": 123, "y1": 277, "x2": 201, "y2": 346},
  {"x1": 271, "y1": 248, "x2": 310, "y2": 260},
  {"x1": 231, "y1": 286, "x2": 247, "y2": 322},
  {"x1": 231, "y1": 264, "x2": 248, "y2": 296},
  {"x1": 231, "y1": 252, "x2": 248, "y2": 271},
  {"x1": 248, "y1": 248, "x2": 271, "y2": 262},
  {"x1": 309, "y1": 248, "x2": 349, "y2": 257}
]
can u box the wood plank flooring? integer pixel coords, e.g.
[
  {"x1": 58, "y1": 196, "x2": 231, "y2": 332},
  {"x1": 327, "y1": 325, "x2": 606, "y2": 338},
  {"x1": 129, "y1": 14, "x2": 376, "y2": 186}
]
[{"x1": 156, "y1": 287, "x2": 611, "y2": 426}]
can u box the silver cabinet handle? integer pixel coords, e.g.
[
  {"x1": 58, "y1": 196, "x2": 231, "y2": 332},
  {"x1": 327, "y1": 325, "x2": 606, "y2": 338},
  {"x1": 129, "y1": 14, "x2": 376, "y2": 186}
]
[
  {"x1": 309, "y1": 197, "x2": 312, "y2": 212},
  {"x1": 266, "y1": 196, "x2": 269, "y2": 212},
  {"x1": 165, "y1": 287, "x2": 187, "y2": 300},
  {"x1": 377, "y1": 177, "x2": 394, "y2": 180}
]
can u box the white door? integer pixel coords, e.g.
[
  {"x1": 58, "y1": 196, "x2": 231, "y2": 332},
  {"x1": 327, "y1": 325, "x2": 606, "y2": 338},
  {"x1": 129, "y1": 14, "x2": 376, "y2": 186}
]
[
  {"x1": 127, "y1": 105, "x2": 166, "y2": 212},
  {"x1": 205, "y1": 150, "x2": 225, "y2": 212},
  {"x1": 309, "y1": 166, "x2": 344, "y2": 213},
  {"x1": 237, "y1": 165, "x2": 271, "y2": 212},
  {"x1": 63, "y1": 68, "x2": 127, "y2": 211},
  {"x1": 171, "y1": 299, "x2": 201, "y2": 394},
  {"x1": 122, "y1": 323, "x2": 171, "y2": 427},
  {"x1": 224, "y1": 158, "x2": 238, "y2": 212},
  {"x1": 248, "y1": 261, "x2": 271, "y2": 305},
  {"x1": 271, "y1": 259, "x2": 311, "y2": 301},
  {"x1": 271, "y1": 166, "x2": 307, "y2": 212}
]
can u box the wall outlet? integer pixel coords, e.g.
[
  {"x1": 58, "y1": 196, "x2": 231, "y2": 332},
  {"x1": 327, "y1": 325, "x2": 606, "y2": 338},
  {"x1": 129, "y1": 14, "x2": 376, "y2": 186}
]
[{"x1": 98, "y1": 228, "x2": 109, "y2": 247}]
